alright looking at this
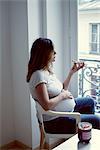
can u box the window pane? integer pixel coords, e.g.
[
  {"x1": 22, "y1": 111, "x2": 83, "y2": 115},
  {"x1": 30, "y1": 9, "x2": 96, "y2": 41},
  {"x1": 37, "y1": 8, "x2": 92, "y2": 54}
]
[
  {"x1": 92, "y1": 25, "x2": 97, "y2": 33},
  {"x1": 91, "y1": 43, "x2": 97, "y2": 52},
  {"x1": 92, "y1": 33, "x2": 97, "y2": 43}
]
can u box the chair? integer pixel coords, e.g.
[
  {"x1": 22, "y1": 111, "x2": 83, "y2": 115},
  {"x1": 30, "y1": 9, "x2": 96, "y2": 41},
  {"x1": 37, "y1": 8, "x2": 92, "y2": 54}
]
[{"x1": 35, "y1": 101, "x2": 81, "y2": 149}]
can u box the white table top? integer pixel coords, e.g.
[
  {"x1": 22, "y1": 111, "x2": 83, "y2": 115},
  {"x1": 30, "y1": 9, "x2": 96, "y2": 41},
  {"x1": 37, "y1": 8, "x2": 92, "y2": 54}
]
[{"x1": 52, "y1": 129, "x2": 100, "y2": 150}]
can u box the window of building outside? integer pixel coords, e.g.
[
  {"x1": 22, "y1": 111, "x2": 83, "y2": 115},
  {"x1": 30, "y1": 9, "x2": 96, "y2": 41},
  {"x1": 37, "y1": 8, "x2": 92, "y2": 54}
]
[
  {"x1": 90, "y1": 23, "x2": 100, "y2": 54},
  {"x1": 78, "y1": 0, "x2": 100, "y2": 113}
]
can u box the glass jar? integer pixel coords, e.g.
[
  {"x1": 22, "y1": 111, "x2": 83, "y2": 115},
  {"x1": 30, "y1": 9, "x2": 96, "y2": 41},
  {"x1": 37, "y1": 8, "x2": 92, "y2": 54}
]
[{"x1": 78, "y1": 122, "x2": 92, "y2": 143}]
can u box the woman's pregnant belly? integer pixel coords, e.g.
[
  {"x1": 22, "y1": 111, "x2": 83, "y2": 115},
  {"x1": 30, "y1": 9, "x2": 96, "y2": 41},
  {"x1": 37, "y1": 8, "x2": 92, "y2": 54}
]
[{"x1": 52, "y1": 98, "x2": 76, "y2": 112}]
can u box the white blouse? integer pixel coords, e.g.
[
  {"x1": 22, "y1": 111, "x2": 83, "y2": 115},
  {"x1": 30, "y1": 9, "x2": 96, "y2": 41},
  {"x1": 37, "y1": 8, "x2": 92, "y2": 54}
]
[{"x1": 29, "y1": 69, "x2": 75, "y2": 121}]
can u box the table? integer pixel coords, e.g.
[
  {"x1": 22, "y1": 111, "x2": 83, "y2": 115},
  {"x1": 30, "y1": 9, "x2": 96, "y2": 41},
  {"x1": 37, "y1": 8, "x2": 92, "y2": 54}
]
[{"x1": 52, "y1": 129, "x2": 100, "y2": 150}]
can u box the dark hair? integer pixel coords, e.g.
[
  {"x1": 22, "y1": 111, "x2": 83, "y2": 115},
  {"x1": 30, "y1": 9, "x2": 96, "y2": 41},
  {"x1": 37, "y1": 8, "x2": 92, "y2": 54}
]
[{"x1": 26, "y1": 38, "x2": 54, "y2": 82}]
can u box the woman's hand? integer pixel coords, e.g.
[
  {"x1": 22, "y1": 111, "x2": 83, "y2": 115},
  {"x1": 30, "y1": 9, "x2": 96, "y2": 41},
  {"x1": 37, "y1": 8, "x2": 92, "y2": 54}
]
[
  {"x1": 70, "y1": 61, "x2": 85, "y2": 75},
  {"x1": 60, "y1": 89, "x2": 74, "y2": 100}
]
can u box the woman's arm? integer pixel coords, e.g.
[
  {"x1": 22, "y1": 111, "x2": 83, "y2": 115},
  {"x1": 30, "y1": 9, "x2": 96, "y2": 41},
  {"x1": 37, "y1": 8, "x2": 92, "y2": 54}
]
[
  {"x1": 63, "y1": 61, "x2": 84, "y2": 90},
  {"x1": 35, "y1": 83, "x2": 73, "y2": 111}
]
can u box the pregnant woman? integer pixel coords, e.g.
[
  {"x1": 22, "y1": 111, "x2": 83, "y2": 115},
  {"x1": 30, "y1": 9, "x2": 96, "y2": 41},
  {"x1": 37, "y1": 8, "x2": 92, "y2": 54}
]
[{"x1": 26, "y1": 38, "x2": 100, "y2": 133}]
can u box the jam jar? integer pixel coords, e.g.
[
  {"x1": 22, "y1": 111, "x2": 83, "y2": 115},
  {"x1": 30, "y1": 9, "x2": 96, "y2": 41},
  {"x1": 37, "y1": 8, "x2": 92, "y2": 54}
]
[{"x1": 78, "y1": 122, "x2": 92, "y2": 143}]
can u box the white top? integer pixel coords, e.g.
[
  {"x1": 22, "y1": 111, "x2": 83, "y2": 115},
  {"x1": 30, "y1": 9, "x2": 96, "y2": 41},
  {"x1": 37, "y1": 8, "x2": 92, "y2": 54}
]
[{"x1": 29, "y1": 69, "x2": 75, "y2": 121}]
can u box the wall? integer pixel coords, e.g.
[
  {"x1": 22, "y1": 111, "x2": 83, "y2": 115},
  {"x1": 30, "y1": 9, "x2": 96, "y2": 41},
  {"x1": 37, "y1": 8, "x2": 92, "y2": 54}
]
[
  {"x1": 69, "y1": 0, "x2": 78, "y2": 97},
  {"x1": 27, "y1": 0, "x2": 42, "y2": 148},
  {"x1": 0, "y1": 0, "x2": 32, "y2": 147},
  {"x1": 0, "y1": 1, "x2": 2, "y2": 144},
  {"x1": 46, "y1": 0, "x2": 78, "y2": 96},
  {"x1": 10, "y1": 0, "x2": 32, "y2": 147},
  {"x1": 0, "y1": 1, "x2": 15, "y2": 145},
  {"x1": 0, "y1": 1, "x2": 2, "y2": 145}
]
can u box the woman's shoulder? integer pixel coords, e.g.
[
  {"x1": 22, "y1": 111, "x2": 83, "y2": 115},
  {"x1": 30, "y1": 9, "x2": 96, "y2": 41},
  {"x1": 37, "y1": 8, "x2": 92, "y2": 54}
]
[
  {"x1": 33, "y1": 69, "x2": 48, "y2": 76},
  {"x1": 30, "y1": 69, "x2": 48, "y2": 82},
  {"x1": 33, "y1": 69, "x2": 43, "y2": 75}
]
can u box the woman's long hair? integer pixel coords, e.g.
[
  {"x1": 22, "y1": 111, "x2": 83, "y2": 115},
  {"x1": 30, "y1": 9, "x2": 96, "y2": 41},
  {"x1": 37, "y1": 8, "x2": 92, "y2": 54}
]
[{"x1": 26, "y1": 38, "x2": 54, "y2": 82}]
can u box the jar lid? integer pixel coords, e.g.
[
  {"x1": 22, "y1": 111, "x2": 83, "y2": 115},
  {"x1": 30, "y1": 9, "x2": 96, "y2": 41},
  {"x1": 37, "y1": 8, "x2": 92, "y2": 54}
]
[{"x1": 78, "y1": 122, "x2": 92, "y2": 130}]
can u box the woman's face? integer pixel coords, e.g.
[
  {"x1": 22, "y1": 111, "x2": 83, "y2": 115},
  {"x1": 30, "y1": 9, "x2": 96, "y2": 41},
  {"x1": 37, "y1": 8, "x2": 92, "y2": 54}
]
[{"x1": 49, "y1": 51, "x2": 56, "y2": 63}]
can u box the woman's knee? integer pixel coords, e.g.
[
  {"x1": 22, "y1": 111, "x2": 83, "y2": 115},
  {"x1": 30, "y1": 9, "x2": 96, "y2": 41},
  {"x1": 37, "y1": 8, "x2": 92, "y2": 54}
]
[
  {"x1": 84, "y1": 97, "x2": 95, "y2": 113},
  {"x1": 86, "y1": 97, "x2": 95, "y2": 106},
  {"x1": 81, "y1": 114, "x2": 100, "y2": 129},
  {"x1": 74, "y1": 97, "x2": 95, "y2": 114}
]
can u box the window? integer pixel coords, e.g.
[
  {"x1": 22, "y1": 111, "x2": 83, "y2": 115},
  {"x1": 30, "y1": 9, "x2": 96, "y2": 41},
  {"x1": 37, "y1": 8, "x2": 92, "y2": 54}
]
[
  {"x1": 90, "y1": 23, "x2": 100, "y2": 54},
  {"x1": 78, "y1": 0, "x2": 100, "y2": 112}
]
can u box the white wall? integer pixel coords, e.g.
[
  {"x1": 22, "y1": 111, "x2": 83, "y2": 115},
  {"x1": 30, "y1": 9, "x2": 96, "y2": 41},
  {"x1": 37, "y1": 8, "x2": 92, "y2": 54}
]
[
  {"x1": 0, "y1": 0, "x2": 32, "y2": 147},
  {"x1": 0, "y1": 1, "x2": 2, "y2": 145},
  {"x1": 27, "y1": 0, "x2": 42, "y2": 148},
  {"x1": 69, "y1": 0, "x2": 78, "y2": 97},
  {"x1": 46, "y1": 0, "x2": 64, "y2": 81},
  {"x1": 0, "y1": 1, "x2": 15, "y2": 145},
  {"x1": 47, "y1": 0, "x2": 78, "y2": 96},
  {"x1": 9, "y1": 0, "x2": 32, "y2": 147},
  {"x1": 0, "y1": 1, "x2": 2, "y2": 144}
]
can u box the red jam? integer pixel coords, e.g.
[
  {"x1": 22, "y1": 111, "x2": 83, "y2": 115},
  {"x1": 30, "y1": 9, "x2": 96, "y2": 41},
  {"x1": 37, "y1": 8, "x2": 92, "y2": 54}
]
[{"x1": 78, "y1": 122, "x2": 92, "y2": 143}]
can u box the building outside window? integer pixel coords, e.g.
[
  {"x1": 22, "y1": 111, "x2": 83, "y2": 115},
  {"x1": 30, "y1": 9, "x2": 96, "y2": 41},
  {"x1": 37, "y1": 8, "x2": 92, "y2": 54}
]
[{"x1": 78, "y1": 0, "x2": 100, "y2": 112}]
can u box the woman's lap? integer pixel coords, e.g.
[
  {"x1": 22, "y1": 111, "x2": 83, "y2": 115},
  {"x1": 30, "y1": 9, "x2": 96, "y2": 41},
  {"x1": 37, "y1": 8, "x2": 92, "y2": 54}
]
[
  {"x1": 44, "y1": 114, "x2": 100, "y2": 134},
  {"x1": 44, "y1": 97, "x2": 100, "y2": 133},
  {"x1": 44, "y1": 117, "x2": 76, "y2": 134}
]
